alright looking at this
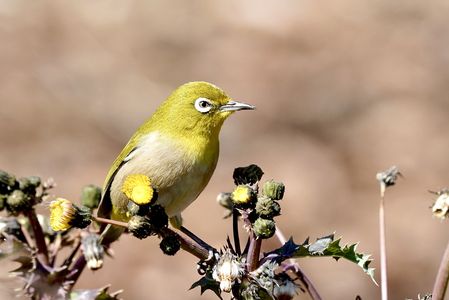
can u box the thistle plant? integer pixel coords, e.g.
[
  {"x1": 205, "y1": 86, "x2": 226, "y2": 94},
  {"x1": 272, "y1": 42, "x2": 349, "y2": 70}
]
[{"x1": 0, "y1": 165, "x2": 376, "y2": 299}]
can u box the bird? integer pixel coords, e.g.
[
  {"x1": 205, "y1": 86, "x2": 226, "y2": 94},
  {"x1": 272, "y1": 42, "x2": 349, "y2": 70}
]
[{"x1": 97, "y1": 81, "x2": 255, "y2": 244}]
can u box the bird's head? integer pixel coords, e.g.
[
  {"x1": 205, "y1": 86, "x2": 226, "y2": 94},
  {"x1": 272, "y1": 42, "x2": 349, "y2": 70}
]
[{"x1": 153, "y1": 81, "x2": 255, "y2": 138}]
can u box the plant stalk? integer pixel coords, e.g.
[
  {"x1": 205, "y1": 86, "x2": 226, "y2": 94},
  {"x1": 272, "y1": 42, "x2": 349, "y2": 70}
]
[
  {"x1": 379, "y1": 191, "x2": 388, "y2": 300},
  {"x1": 246, "y1": 233, "x2": 262, "y2": 271},
  {"x1": 432, "y1": 238, "x2": 449, "y2": 300},
  {"x1": 24, "y1": 208, "x2": 49, "y2": 266}
]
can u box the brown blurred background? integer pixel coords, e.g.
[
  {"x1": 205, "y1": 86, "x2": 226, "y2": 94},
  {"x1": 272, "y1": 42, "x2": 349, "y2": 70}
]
[{"x1": 1, "y1": 1, "x2": 449, "y2": 299}]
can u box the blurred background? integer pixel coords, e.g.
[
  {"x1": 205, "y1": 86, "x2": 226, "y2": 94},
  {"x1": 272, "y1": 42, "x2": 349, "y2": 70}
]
[{"x1": 1, "y1": 0, "x2": 449, "y2": 299}]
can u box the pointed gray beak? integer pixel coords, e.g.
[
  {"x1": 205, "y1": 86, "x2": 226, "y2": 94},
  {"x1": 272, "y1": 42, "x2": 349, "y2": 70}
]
[{"x1": 219, "y1": 100, "x2": 256, "y2": 112}]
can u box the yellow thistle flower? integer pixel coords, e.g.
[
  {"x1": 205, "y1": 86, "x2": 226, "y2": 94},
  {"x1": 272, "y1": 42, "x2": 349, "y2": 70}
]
[
  {"x1": 49, "y1": 198, "x2": 77, "y2": 231},
  {"x1": 49, "y1": 198, "x2": 91, "y2": 231},
  {"x1": 122, "y1": 174, "x2": 155, "y2": 205},
  {"x1": 231, "y1": 185, "x2": 254, "y2": 205}
]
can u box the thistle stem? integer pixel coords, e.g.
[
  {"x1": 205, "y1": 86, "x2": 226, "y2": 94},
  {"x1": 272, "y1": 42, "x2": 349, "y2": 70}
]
[
  {"x1": 276, "y1": 225, "x2": 322, "y2": 300},
  {"x1": 432, "y1": 238, "x2": 449, "y2": 300},
  {"x1": 92, "y1": 216, "x2": 212, "y2": 260},
  {"x1": 232, "y1": 209, "x2": 241, "y2": 255},
  {"x1": 180, "y1": 226, "x2": 213, "y2": 252},
  {"x1": 379, "y1": 191, "x2": 388, "y2": 300},
  {"x1": 24, "y1": 208, "x2": 49, "y2": 266},
  {"x1": 160, "y1": 227, "x2": 211, "y2": 260},
  {"x1": 246, "y1": 233, "x2": 262, "y2": 271}
]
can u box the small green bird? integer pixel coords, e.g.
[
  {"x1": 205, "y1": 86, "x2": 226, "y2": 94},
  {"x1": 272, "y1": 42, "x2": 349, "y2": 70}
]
[{"x1": 97, "y1": 81, "x2": 254, "y2": 243}]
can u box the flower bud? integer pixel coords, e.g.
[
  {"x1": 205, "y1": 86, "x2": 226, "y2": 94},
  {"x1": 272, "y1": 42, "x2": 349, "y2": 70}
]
[
  {"x1": 255, "y1": 196, "x2": 281, "y2": 219},
  {"x1": 262, "y1": 180, "x2": 285, "y2": 200},
  {"x1": 18, "y1": 177, "x2": 37, "y2": 196},
  {"x1": 231, "y1": 185, "x2": 256, "y2": 206},
  {"x1": 81, "y1": 185, "x2": 102, "y2": 209},
  {"x1": 27, "y1": 176, "x2": 41, "y2": 188},
  {"x1": 49, "y1": 198, "x2": 92, "y2": 231},
  {"x1": 217, "y1": 192, "x2": 233, "y2": 210},
  {"x1": 432, "y1": 190, "x2": 449, "y2": 220},
  {"x1": 0, "y1": 170, "x2": 17, "y2": 194},
  {"x1": 6, "y1": 190, "x2": 32, "y2": 215},
  {"x1": 159, "y1": 235, "x2": 181, "y2": 256},
  {"x1": 81, "y1": 233, "x2": 104, "y2": 270},
  {"x1": 253, "y1": 218, "x2": 276, "y2": 239},
  {"x1": 128, "y1": 215, "x2": 153, "y2": 239},
  {"x1": 273, "y1": 274, "x2": 298, "y2": 300},
  {"x1": 212, "y1": 250, "x2": 244, "y2": 293},
  {"x1": 233, "y1": 164, "x2": 264, "y2": 185},
  {"x1": 147, "y1": 204, "x2": 168, "y2": 229}
]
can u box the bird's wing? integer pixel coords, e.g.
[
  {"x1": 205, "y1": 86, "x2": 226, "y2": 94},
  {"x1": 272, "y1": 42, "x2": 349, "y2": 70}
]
[{"x1": 97, "y1": 129, "x2": 143, "y2": 219}]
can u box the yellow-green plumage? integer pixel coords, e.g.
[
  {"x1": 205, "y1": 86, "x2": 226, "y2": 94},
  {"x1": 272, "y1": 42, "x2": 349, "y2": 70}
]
[{"x1": 97, "y1": 81, "x2": 254, "y2": 243}]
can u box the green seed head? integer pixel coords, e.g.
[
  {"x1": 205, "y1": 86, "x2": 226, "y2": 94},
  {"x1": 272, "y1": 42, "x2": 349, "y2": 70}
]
[
  {"x1": 81, "y1": 185, "x2": 102, "y2": 209},
  {"x1": 6, "y1": 190, "x2": 32, "y2": 215},
  {"x1": 255, "y1": 196, "x2": 281, "y2": 219},
  {"x1": 0, "y1": 170, "x2": 17, "y2": 194},
  {"x1": 253, "y1": 218, "x2": 276, "y2": 239},
  {"x1": 262, "y1": 180, "x2": 285, "y2": 200}
]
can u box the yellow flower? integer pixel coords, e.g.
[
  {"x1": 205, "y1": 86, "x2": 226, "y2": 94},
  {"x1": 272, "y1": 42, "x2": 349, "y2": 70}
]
[
  {"x1": 231, "y1": 185, "x2": 254, "y2": 205},
  {"x1": 49, "y1": 198, "x2": 92, "y2": 231},
  {"x1": 122, "y1": 174, "x2": 155, "y2": 205},
  {"x1": 49, "y1": 198, "x2": 76, "y2": 231}
]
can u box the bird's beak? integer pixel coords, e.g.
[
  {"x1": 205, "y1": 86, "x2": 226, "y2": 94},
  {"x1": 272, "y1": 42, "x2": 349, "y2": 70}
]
[{"x1": 219, "y1": 100, "x2": 256, "y2": 112}]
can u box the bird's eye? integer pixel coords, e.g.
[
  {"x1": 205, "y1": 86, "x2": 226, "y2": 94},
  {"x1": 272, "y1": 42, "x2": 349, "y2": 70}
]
[{"x1": 194, "y1": 98, "x2": 213, "y2": 113}]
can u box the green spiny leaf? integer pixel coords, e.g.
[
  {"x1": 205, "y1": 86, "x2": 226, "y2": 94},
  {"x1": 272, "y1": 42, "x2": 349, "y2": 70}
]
[
  {"x1": 190, "y1": 273, "x2": 223, "y2": 300},
  {"x1": 268, "y1": 234, "x2": 376, "y2": 284}
]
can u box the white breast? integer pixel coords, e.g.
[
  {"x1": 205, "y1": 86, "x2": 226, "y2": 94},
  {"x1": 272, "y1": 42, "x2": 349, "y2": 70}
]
[{"x1": 110, "y1": 132, "x2": 217, "y2": 218}]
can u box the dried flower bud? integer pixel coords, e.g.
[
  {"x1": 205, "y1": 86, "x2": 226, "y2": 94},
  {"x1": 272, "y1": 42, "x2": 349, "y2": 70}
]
[
  {"x1": 217, "y1": 192, "x2": 233, "y2": 210},
  {"x1": 432, "y1": 189, "x2": 449, "y2": 220},
  {"x1": 0, "y1": 195, "x2": 6, "y2": 211},
  {"x1": 273, "y1": 274, "x2": 298, "y2": 300},
  {"x1": 122, "y1": 174, "x2": 156, "y2": 205},
  {"x1": 376, "y1": 166, "x2": 401, "y2": 197},
  {"x1": 233, "y1": 164, "x2": 264, "y2": 186},
  {"x1": 231, "y1": 185, "x2": 256, "y2": 206},
  {"x1": 147, "y1": 204, "x2": 168, "y2": 229},
  {"x1": 240, "y1": 280, "x2": 271, "y2": 300},
  {"x1": 255, "y1": 196, "x2": 281, "y2": 219},
  {"x1": 128, "y1": 215, "x2": 153, "y2": 239},
  {"x1": 212, "y1": 250, "x2": 244, "y2": 293},
  {"x1": 82, "y1": 233, "x2": 104, "y2": 270},
  {"x1": 27, "y1": 176, "x2": 41, "y2": 188},
  {"x1": 262, "y1": 180, "x2": 285, "y2": 200},
  {"x1": 0, "y1": 170, "x2": 17, "y2": 194},
  {"x1": 253, "y1": 218, "x2": 276, "y2": 239},
  {"x1": 159, "y1": 235, "x2": 181, "y2": 256},
  {"x1": 6, "y1": 190, "x2": 32, "y2": 215},
  {"x1": 49, "y1": 198, "x2": 92, "y2": 231},
  {"x1": 81, "y1": 185, "x2": 102, "y2": 209},
  {"x1": 18, "y1": 177, "x2": 37, "y2": 196}
]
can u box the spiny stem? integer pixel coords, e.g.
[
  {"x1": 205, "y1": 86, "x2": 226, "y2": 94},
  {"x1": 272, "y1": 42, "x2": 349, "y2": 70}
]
[
  {"x1": 276, "y1": 225, "x2": 322, "y2": 300},
  {"x1": 24, "y1": 208, "x2": 49, "y2": 266},
  {"x1": 92, "y1": 216, "x2": 128, "y2": 228},
  {"x1": 92, "y1": 216, "x2": 212, "y2": 260},
  {"x1": 180, "y1": 226, "x2": 213, "y2": 252},
  {"x1": 160, "y1": 227, "x2": 210, "y2": 260},
  {"x1": 246, "y1": 232, "x2": 262, "y2": 271},
  {"x1": 379, "y1": 191, "x2": 388, "y2": 300},
  {"x1": 232, "y1": 209, "x2": 241, "y2": 255},
  {"x1": 432, "y1": 238, "x2": 449, "y2": 300}
]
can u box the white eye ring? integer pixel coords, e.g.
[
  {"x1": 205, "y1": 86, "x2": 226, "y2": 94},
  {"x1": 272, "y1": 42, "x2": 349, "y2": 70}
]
[{"x1": 194, "y1": 98, "x2": 213, "y2": 113}]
